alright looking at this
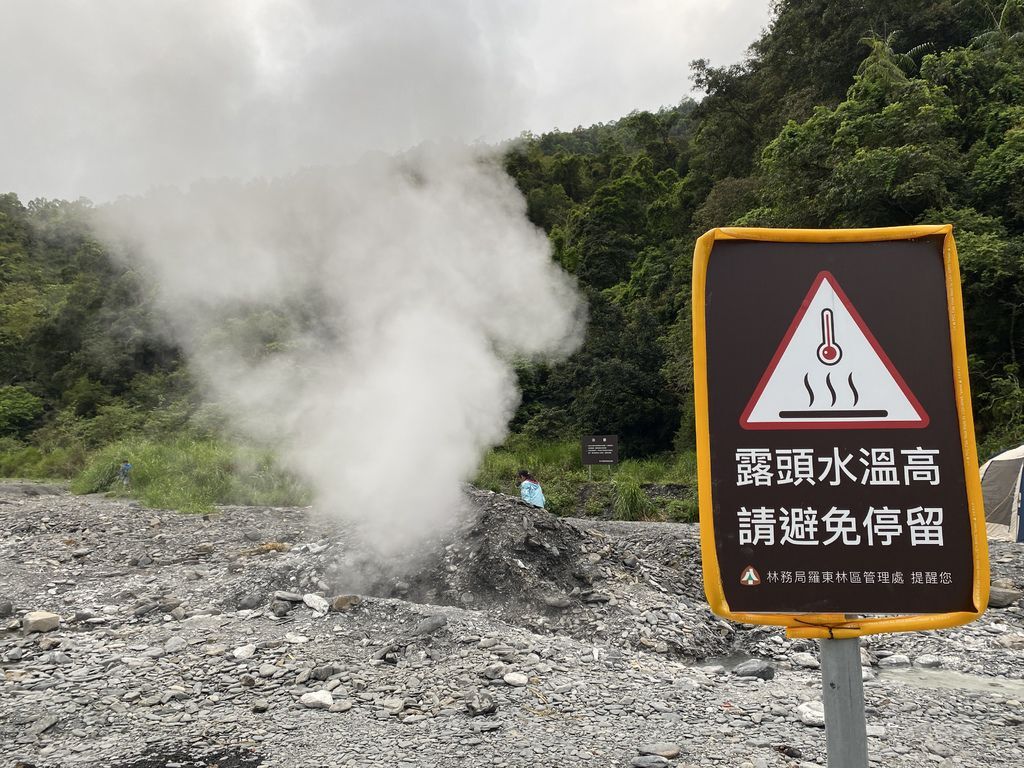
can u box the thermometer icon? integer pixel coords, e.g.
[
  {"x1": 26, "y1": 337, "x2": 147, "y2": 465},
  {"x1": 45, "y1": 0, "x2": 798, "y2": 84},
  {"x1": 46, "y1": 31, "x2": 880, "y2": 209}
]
[{"x1": 816, "y1": 308, "x2": 842, "y2": 366}]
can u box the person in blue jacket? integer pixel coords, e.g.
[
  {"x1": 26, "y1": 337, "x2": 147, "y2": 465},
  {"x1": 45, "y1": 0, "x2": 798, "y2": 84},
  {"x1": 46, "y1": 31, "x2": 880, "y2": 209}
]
[
  {"x1": 117, "y1": 459, "x2": 132, "y2": 487},
  {"x1": 515, "y1": 469, "x2": 545, "y2": 508}
]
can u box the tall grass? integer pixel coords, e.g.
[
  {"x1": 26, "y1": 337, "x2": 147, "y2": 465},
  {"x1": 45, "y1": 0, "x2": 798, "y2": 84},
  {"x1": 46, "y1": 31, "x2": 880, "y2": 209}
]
[
  {"x1": 50, "y1": 431, "x2": 696, "y2": 521},
  {"x1": 0, "y1": 442, "x2": 87, "y2": 479},
  {"x1": 71, "y1": 436, "x2": 310, "y2": 512},
  {"x1": 611, "y1": 475, "x2": 656, "y2": 521},
  {"x1": 473, "y1": 435, "x2": 699, "y2": 521}
]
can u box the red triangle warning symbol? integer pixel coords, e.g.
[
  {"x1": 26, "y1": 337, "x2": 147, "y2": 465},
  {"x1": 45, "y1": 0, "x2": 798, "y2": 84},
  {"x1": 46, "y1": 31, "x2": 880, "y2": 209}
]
[{"x1": 740, "y1": 271, "x2": 928, "y2": 430}]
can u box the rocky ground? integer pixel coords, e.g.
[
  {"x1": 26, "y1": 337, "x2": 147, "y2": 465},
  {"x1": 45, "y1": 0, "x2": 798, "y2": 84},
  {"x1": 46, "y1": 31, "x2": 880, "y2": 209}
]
[{"x1": 2, "y1": 483, "x2": 1024, "y2": 768}]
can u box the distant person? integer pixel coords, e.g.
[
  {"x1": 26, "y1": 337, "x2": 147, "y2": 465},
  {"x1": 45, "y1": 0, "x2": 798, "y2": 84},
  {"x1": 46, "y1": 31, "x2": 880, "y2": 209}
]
[
  {"x1": 117, "y1": 459, "x2": 132, "y2": 488},
  {"x1": 515, "y1": 469, "x2": 545, "y2": 509}
]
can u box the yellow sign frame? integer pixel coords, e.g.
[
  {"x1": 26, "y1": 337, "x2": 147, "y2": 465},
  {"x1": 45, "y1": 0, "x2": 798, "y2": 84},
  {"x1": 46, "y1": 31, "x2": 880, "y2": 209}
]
[{"x1": 692, "y1": 225, "x2": 990, "y2": 638}]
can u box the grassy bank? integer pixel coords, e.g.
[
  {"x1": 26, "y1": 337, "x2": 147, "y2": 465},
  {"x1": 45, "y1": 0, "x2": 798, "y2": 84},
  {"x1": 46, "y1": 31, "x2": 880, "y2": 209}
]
[
  {"x1": 473, "y1": 436, "x2": 699, "y2": 521},
  {"x1": 69, "y1": 437, "x2": 311, "y2": 512},
  {"x1": 1, "y1": 432, "x2": 697, "y2": 521}
]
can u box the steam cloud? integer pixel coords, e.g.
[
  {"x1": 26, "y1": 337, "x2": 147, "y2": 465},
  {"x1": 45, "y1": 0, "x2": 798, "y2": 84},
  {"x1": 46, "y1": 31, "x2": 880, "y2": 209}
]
[
  {"x1": 2, "y1": 0, "x2": 770, "y2": 556},
  {"x1": 5, "y1": 0, "x2": 784, "y2": 556},
  {"x1": 27, "y1": 1, "x2": 593, "y2": 553},
  {"x1": 98, "y1": 147, "x2": 583, "y2": 552}
]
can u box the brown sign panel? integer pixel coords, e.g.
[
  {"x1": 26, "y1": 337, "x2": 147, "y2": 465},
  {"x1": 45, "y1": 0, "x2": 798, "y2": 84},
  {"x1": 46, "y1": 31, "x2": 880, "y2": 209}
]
[
  {"x1": 694, "y1": 228, "x2": 988, "y2": 630},
  {"x1": 582, "y1": 435, "x2": 619, "y2": 465}
]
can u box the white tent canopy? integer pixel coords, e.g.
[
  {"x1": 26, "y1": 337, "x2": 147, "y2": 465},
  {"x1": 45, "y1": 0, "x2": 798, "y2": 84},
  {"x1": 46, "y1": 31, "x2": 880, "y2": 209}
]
[{"x1": 982, "y1": 444, "x2": 1024, "y2": 541}]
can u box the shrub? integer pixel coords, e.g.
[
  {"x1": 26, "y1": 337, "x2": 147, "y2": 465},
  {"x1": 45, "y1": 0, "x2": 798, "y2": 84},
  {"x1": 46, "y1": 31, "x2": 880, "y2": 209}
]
[
  {"x1": 0, "y1": 386, "x2": 44, "y2": 437},
  {"x1": 611, "y1": 475, "x2": 655, "y2": 521}
]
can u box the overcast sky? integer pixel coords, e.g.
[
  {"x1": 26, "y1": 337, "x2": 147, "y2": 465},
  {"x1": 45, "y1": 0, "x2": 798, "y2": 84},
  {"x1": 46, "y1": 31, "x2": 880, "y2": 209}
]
[{"x1": 1, "y1": 1, "x2": 772, "y2": 202}]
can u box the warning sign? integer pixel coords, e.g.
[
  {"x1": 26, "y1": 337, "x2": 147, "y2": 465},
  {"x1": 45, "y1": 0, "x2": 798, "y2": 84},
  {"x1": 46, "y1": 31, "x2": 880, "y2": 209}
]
[
  {"x1": 692, "y1": 227, "x2": 989, "y2": 638},
  {"x1": 741, "y1": 271, "x2": 928, "y2": 430},
  {"x1": 581, "y1": 435, "x2": 619, "y2": 465}
]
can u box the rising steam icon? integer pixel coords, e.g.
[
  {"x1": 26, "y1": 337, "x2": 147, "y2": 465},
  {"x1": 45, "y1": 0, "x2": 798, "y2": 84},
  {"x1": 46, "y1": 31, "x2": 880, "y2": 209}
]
[
  {"x1": 789, "y1": 307, "x2": 871, "y2": 418},
  {"x1": 740, "y1": 271, "x2": 929, "y2": 430}
]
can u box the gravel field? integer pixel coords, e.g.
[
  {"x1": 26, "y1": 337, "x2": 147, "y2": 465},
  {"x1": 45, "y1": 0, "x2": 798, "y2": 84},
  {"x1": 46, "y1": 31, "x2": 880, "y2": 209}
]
[{"x1": 2, "y1": 482, "x2": 1024, "y2": 768}]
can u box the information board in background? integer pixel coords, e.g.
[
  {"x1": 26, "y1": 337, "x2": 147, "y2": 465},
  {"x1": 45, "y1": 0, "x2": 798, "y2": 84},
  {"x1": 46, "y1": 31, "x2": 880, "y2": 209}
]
[
  {"x1": 692, "y1": 226, "x2": 989, "y2": 639},
  {"x1": 581, "y1": 435, "x2": 619, "y2": 465}
]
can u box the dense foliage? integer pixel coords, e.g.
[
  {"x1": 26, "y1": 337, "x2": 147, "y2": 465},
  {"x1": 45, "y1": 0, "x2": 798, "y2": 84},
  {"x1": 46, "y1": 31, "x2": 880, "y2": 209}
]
[
  {"x1": 505, "y1": 0, "x2": 1024, "y2": 460},
  {"x1": 2, "y1": 1, "x2": 1023, "y2": 505}
]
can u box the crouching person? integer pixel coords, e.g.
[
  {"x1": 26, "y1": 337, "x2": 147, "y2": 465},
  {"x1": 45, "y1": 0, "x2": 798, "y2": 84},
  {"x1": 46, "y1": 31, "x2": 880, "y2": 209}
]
[{"x1": 515, "y1": 469, "x2": 545, "y2": 509}]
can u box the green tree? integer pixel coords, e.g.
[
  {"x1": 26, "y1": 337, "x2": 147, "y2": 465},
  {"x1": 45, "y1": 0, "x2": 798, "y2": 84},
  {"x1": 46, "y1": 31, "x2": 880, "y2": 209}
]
[{"x1": 0, "y1": 385, "x2": 43, "y2": 437}]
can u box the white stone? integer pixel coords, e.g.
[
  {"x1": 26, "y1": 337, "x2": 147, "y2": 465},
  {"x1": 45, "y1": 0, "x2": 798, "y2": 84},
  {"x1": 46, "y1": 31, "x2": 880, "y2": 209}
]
[
  {"x1": 303, "y1": 594, "x2": 330, "y2": 614},
  {"x1": 233, "y1": 644, "x2": 256, "y2": 660},
  {"x1": 22, "y1": 611, "x2": 60, "y2": 633},
  {"x1": 503, "y1": 672, "x2": 529, "y2": 687},
  {"x1": 791, "y1": 652, "x2": 819, "y2": 669},
  {"x1": 878, "y1": 654, "x2": 911, "y2": 668},
  {"x1": 300, "y1": 690, "x2": 333, "y2": 709},
  {"x1": 796, "y1": 700, "x2": 825, "y2": 727},
  {"x1": 164, "y1": 637, "x2": 188, "y2": 653}
]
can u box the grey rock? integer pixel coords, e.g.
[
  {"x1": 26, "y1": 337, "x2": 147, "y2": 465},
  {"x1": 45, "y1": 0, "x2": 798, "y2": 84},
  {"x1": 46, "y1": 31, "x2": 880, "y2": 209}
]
[
  {"x1": 791, "y1": 652, "x2": 819, "y2": 669},
  {"x1": 925, "y1": 739, "x2": 954, "y2": 758},
  {"x1": 0, "y1": 601, "x2": 12, "y2": 618},
  {"x1": 237, "y1": 593, "x2": 263, "y2": 610},
  {"x1": 542, "y1": 595, "x2": 571, "y2": 609},
  {"x1": 996, "y1": 634, "x2": 1024, "y2": 650},
  {"x1": 638, "y1": 742, "x2": 682, "y2": 758},
  {"x1": 269, "y1": 600, "x2": 292, "y2": 618},
  {"x1": 330, "y1": 595, "x2": 363, "y2": 612},
  {"x1": 989, "y1": 586, "x2": 1023, "y2": 608},
  {"x1": 733, "y1": 659, "x2": 775, "y2": 680},
  {"x1": 310, "y1": 664, "x2": 336, "y2": 681},
  {"x1": 465, "y1": 689, "x2": 497, "y2": 717},
  {"x1": 878, "y1": 654, "x2": 911, "y2": 668},
  {"x1": 329, "y1": 700, "x2": 353, "y2": 713},
  {"x1": 252, "y1": 699, "x2": 269, "y2": 712},
  {"x1": 27, "y1": 715, "x2": 58, "y2": 736},
  {"x1": 273, "y1": 591, "x2": 304, "y2": 602},
  {"x1": 631, "y1": 757, "x2": 670, "y2": 768},
  {"x1": 22, "y1": 611, "x2": 59, "y2": 633},
  {"x1": 480, "y1": 662, "x2": 506, "y2": 680},
  {"x1": 414, "y1": 614, "x2": 447, "y2": 636}
]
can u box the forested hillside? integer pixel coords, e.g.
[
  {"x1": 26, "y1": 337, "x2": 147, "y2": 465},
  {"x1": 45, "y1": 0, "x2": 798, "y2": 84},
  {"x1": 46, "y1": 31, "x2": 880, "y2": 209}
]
[{"x1": 2, "y1": 0, "x2": 1023, "y2": 509}]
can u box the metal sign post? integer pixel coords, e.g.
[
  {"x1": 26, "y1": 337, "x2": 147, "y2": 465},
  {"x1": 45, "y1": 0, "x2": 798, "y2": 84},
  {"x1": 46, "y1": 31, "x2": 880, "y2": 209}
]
[
  {"x1": 691, "y1": 226, "x2": 990, "y2": 768},
  {"x1": 820, "y1": 637, "x2": 868, "y2": 768}
]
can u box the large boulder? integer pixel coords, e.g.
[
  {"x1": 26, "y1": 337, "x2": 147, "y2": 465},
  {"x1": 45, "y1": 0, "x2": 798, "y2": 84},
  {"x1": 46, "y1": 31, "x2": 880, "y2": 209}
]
[
  {"x1": 988, "y1": 586, "x2": 1023, "y2": 608},
  {"x1": 22, "y1": 611, "x2": 60, "y2": 633},
  {"x1": 733, "y1": 658, "x2": 775, "y2": 680}
]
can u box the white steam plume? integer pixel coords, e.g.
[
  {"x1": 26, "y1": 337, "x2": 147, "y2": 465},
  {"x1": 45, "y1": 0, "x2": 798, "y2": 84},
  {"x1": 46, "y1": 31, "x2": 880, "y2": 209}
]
[
  {"x1": 98, "y1": 149, "x2": 584, "y2": 552},
  {"x1": 9, "y1": 0, "x2": 595, "y2": 552}
]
